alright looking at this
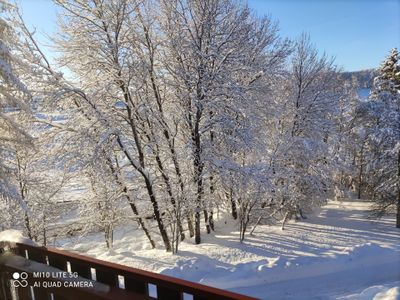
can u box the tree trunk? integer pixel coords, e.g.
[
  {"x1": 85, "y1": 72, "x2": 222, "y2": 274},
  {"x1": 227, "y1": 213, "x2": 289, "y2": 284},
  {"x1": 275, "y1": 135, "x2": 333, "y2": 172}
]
[
  {"x1": 154, "y1": 152, "x2": 185, "y2": 241},
  {"x1": 43, "y1": 227, "x2": 47, "y2": 246},
  {"x1": 144, "y1": 177, "x2": 172, "y2": 251},
  {"x1": 227, "y1": 190, "x2": 238, "y2": 220},
  {"x1": 107, "y1": 156, "x2": 156, "y2": 249},
  {"x1": 42, "y1": 215, "x2": 47, "y2": 246},
  {"x1": 126, "y1": 194, "x2": 155, "y2": 248},
  {"x1": 396, "y1": 150, "x2": 400, "y2": 228},
  {"x1": 193, "y1": 118, "x2": 204, "y2": 244},
  {"x1": 24, "y1": 212, "x2": 33, "y2": 240},
  {"x1": 396, "y1": 199, "x2": 400, "y2": 228},
  {"x1": 281, "y1": 211, "x2": 291, "y2": 230},
  {"x1": 240, "y1": 218, "x2": 248, "y2": 243},
  {"x1": 204, "y1": 210, "x2": 211, "y2": 234},
  {"x1": 250, "y1": 216, "x2": 262, "y2": 236},
  {"x1": 105, "y1": 225, "x2": 113, "y2": 249},
  {"x1": 358, "y1": 143, "x2": 365, "y2": 199},
  {"x1": 187, "y1": 214, "x2": 195, "y2": 237},
  {"x1": 162, "y1": 128, "x2": 192, "y2": 238},
  {"x1": 116, "y1": 137, "x2": 171, "y2": 251},
  {"x1": 138, "y1": 219, "x2": 155, "y2": 248},
  {"x1": 209, "y1": 211, "x2": 215, "y2": 231},
  {"x1": 195, "y1": 210, "x2": 201, "y2": 244}
]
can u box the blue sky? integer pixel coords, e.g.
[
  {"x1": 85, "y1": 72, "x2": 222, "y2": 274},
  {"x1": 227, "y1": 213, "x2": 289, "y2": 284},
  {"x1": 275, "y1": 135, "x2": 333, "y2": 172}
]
[{"x1": 18, "y1": 0, "x2": 400, "y2": 71}]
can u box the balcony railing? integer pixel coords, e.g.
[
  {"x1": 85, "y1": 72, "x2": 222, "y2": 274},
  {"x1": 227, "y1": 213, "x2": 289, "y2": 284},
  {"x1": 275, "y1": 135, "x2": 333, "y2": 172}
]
[{"x1": 0, "y1": 242, "x2": 258, "y2": 300}]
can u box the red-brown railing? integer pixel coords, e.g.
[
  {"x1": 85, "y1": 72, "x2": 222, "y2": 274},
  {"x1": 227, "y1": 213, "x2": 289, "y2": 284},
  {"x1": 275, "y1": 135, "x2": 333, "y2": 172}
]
[{"x1": 0, "y1": 242, "x2": 258, "y2": 300}]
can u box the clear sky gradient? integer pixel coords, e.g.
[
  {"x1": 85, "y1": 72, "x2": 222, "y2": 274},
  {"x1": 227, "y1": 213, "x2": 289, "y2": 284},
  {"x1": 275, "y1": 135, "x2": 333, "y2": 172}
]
[{"x1": 18, "y1": 0, "x2": 400, "y2": 71}]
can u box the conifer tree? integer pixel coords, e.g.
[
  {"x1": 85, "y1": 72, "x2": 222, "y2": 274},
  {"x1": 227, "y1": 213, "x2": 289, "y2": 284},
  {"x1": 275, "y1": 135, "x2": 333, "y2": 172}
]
[{"x1": 368, "y1": 48, "x2": 400, "y2": 227}]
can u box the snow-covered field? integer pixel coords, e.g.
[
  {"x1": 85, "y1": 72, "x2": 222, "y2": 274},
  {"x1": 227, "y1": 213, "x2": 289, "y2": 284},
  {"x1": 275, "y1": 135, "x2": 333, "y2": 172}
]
[{"x1": 51, "y1": 200, "x2": 400, "y2": 299}]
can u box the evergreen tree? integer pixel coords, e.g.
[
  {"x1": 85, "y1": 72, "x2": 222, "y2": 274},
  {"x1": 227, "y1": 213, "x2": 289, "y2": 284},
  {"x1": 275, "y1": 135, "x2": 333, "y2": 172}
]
[{"x1": 368, "y1": 48, "x2": 400, "y2": 227}]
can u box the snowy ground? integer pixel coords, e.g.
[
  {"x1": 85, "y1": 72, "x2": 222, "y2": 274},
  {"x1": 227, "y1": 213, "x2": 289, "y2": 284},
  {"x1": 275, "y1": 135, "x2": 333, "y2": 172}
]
[{"x1": 54, "y1": 200, "x2": 400, "y2": 299}]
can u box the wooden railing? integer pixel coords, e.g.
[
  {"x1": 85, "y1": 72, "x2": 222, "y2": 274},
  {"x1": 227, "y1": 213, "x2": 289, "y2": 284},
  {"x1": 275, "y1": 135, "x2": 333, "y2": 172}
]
[{"x1": 0, "y1": 242, "x2": 258, "y2": 300}]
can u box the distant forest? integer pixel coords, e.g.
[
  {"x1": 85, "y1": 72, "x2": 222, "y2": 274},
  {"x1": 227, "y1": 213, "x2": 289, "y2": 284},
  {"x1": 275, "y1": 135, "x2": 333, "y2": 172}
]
[{"x1": 339, "y1": 69, "x2": 378, "y2": 88}]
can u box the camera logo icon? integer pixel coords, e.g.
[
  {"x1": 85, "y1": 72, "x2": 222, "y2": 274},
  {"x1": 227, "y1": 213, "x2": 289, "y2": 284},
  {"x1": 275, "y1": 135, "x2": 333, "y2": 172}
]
[{"x1": 11, "y1": 272, "x2": 28, "y2": 288}]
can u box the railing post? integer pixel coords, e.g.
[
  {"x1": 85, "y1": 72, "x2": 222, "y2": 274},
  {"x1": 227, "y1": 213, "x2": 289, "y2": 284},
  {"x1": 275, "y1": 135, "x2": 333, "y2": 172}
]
[
  {"x1": 157, "y1": 285, "x2": 182, "y2": 300},
  {"x1": 0, "y1": 242, "x2": 16, "y2": 300},
  {"x1": 0, "y1": 271, "x2": 14, "y2": 300}
]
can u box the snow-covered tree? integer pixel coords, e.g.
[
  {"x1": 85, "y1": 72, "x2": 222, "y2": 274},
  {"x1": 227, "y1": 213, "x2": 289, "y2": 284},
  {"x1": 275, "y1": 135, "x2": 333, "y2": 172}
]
[
  {"x1": 257, "y1": 34, "x2": 341, "y2": 230},
  {"x1": 9, "y1": 141, "x2": 71, "y2": 244},
  {"x1": 161, "y1": 0, "x2": 290, "y2": 244},
  {"x1": 367, "y1": 48, "x2": 400, "y2": 227},
  {"x1": 0, "y1": 0, "x2": 31, "y2": 201},
  {"x1": 79, "y1": 159, "x2": 129, "y2": 249}
]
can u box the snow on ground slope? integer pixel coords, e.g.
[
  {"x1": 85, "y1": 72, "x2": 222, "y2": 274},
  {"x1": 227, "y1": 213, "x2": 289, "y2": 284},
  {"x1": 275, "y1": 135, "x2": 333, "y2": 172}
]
[
  {"x1": 338, "y1": 282, "x2": 400, "y2": 300},
  {"x1": 0, "y1": 229, "x2": 38, "y2": 246},
  {"x1": 58, "y1": 200, "x2": 400, "y2": 299}
]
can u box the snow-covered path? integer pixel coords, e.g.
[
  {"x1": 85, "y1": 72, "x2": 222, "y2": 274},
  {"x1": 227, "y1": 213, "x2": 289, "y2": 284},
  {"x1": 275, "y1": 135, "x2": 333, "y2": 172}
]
[{"x1": 61, "y1": 200, "x2": 400, "y2": 299}]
